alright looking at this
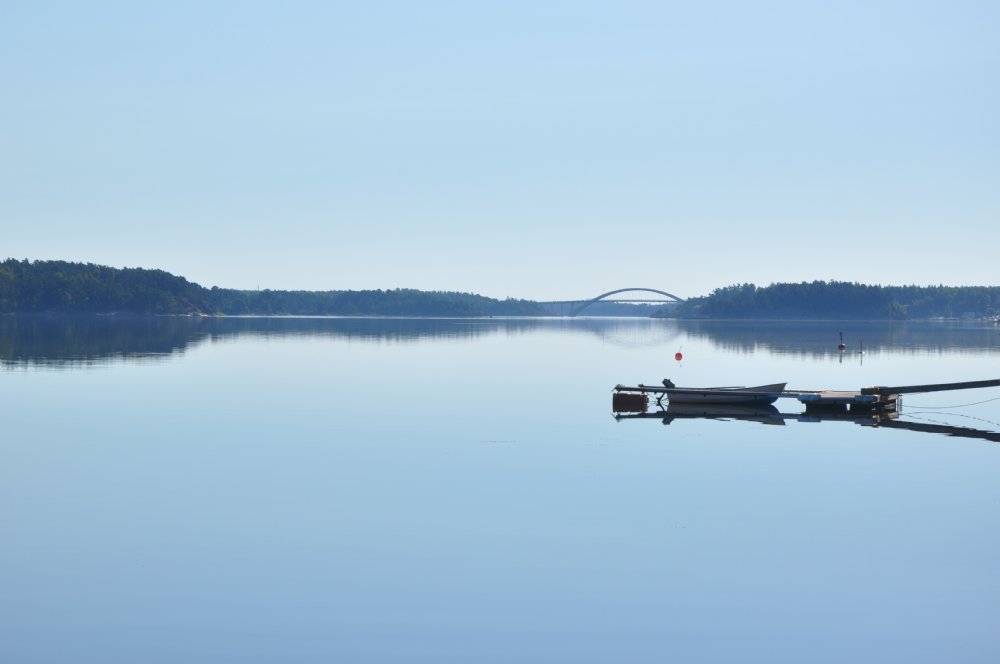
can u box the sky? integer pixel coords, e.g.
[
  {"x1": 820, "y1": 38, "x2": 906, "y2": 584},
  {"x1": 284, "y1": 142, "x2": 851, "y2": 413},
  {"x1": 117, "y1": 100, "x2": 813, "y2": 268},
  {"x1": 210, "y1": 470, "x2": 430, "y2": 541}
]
[{"x1": 2, "y1": 1, "x2": 997, "y2": 300}]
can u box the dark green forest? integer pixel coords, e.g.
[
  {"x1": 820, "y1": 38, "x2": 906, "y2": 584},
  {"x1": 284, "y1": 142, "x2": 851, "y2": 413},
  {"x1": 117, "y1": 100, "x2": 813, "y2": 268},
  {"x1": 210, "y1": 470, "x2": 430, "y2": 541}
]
[
  {"x1": 0, "y1": 259, "x2": 547, "y2": 316},
  {"x1": 5, "y1": 261, "x2": 999, "y2": 319},
  {"x1": 665, "y1": 281, "x2": 1000, "y2": 320}
]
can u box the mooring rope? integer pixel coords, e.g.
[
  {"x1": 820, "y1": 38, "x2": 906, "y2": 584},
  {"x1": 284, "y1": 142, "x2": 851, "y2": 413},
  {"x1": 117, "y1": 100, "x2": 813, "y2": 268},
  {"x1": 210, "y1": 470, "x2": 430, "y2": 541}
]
[{"x1": 904, "y1": 396, "x2": 1000, "y2": 409}]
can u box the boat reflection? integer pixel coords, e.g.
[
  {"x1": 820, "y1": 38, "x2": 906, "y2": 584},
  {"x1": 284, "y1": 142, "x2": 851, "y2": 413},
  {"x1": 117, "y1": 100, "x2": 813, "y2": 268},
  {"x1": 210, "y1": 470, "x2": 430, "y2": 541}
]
[
  {"x1": 614, "y1": 402, "x2": 1000, "y2": 443},
  {"x1": 617, "y1": 403, "x2": 788, "y2": 426}
]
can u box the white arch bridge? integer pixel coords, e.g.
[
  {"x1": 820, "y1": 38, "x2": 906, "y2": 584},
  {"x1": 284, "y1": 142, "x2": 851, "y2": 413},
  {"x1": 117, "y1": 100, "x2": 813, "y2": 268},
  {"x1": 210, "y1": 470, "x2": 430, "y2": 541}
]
[{"x1": 539, "y1": 288, "x2": 685, "y2": 317}]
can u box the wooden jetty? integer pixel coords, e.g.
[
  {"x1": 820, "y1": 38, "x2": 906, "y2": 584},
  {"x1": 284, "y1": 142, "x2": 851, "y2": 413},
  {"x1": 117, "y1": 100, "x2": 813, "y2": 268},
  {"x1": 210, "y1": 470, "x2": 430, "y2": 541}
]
[
  {"x1": 789, "y1": 389, "x2": 888, "y2": 411},
  {"x1": 614, "y1": 378, "x2": 1000, "y2": 414}
]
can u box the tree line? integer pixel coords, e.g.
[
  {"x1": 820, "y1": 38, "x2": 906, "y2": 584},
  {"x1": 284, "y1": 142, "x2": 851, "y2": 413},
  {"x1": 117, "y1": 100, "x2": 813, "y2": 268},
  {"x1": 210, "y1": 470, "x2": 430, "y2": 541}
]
[
  {"x1": 0, "y1": 259, "x2": 547, "y2": 316},
  {"x1": 6, "y1": 261, "x2": 998, "y2": 319},
  {"x1": 664, "y1": 281, "x2": 1000, "y2": 319}
]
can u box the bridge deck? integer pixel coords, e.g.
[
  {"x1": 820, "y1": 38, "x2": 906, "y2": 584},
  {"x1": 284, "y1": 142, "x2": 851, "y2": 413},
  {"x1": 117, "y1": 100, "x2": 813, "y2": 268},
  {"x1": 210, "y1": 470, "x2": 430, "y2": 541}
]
[{"x1": 540, "y1": 287, "x2": 686, "y2": 316}]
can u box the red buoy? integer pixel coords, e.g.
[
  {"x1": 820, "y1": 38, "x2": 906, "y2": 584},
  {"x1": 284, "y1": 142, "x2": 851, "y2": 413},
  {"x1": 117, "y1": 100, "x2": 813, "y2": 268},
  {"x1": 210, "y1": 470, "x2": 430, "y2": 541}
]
[{"x1": 674, "y1": 352, "x2": 683, "y2": 361}]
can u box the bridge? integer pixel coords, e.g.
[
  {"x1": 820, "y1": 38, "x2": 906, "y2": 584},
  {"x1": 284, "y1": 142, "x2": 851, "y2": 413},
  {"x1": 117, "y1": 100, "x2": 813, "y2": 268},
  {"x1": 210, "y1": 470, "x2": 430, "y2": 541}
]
[{"x1": 539, "y1": 288, "x2": 685, "y2": 317}]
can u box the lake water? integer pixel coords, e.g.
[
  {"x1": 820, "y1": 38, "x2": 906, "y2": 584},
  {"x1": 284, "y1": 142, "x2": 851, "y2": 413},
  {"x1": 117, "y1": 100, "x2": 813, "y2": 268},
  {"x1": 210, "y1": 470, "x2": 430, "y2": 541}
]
[{"x1": 3, "y1": 316, "x2": 999, "y2": 663}]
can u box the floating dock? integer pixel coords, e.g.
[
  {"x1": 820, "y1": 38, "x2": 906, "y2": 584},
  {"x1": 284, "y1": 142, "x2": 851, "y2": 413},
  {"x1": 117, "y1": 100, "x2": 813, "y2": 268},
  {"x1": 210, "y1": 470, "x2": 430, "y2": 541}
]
[{"x1": 791, "y1": 389, "x2": 888, "y2": 411}]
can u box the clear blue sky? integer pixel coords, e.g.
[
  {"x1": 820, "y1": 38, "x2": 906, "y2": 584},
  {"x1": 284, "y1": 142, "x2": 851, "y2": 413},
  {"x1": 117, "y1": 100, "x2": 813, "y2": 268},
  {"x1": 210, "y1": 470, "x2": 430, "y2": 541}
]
[{"x1": 2, "y1": 1, "x2": 997, "y2": 300}]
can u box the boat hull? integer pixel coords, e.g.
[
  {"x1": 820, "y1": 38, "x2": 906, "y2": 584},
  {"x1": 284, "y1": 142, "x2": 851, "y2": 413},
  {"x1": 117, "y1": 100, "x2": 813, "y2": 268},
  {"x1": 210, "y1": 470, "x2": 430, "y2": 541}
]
[{"x1": 663, "y1": 383, "x2": 786, "y2": 405}]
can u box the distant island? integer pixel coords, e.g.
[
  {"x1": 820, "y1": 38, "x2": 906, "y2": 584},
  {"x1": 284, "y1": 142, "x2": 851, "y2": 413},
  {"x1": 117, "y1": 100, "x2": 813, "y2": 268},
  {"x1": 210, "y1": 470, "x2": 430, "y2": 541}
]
[
  {"x1": 2, "y1": 259, "x2": 999, "y2": 320},
  {"x1": 0, "y1": 259, "x2": 547, "y2": 317},
  {"x1": 659, "y1": 281, "x2": 1000, "y2": 320}
]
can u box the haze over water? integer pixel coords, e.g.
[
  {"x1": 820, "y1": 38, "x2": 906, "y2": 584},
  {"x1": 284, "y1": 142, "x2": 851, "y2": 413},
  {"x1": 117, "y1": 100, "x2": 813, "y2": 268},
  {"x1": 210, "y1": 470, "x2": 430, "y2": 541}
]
[{"x1": 3, "y1": 316, "x2": 999, "y2": 663}]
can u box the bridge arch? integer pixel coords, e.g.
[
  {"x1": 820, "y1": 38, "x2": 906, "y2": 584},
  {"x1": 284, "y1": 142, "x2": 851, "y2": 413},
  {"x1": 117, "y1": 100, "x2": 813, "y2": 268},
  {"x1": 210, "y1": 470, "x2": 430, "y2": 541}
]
[{"x1": 570, "y1": 288, "x2": 685, "y2": 316}]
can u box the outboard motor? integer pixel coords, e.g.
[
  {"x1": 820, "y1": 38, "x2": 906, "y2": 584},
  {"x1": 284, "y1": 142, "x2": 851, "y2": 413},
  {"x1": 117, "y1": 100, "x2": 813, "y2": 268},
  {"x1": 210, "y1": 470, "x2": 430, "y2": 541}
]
[{"x1": 612, "y1": 392, "x2": 649, "y2": 413}]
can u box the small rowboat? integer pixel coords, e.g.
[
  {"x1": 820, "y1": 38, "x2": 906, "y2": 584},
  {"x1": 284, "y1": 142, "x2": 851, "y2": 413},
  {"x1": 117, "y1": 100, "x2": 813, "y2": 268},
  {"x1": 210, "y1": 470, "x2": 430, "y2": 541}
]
[
  {"x1": 661, "y1": 382, "x2": 787, "y2": 405},
  {"x1": 614, "y1": 381, "x2": 788, "y2": 406}
]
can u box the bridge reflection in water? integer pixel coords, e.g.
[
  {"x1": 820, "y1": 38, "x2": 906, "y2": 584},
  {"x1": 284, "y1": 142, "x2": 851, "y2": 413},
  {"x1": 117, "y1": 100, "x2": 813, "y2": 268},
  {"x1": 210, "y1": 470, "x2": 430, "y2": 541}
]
[{"x1": 540, "y1": 288, "x2": 685, "y2": 317}]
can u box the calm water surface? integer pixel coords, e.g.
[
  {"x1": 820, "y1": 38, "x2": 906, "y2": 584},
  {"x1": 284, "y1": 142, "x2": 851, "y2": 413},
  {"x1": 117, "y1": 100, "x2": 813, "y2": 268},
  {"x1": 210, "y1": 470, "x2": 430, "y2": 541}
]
[{"x1": 2, "y1": 316, "x2": 999, "y2": 663}]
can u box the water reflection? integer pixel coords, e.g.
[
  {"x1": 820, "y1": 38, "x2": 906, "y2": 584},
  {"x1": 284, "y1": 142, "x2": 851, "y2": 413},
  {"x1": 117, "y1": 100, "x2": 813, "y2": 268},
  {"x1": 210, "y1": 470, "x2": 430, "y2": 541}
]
[
  {"x1": 0, "y1": 315, "x2": 677, "y2": 367},
  {"x1": 1, "y1": 314, "x2": 997, "y2": 368},
  {"x1": 617, "y1": 402, "x2": 788, "y2": 426},
  {"x1": 614, "y1": 400, "x2": 1000, "y2": 443},
  {"x1": 0, "y1": 314, "x2": 202, "y2": 367},
  {"x1": 681, "y1": 320, "x2": 1000, "y2": 357}
]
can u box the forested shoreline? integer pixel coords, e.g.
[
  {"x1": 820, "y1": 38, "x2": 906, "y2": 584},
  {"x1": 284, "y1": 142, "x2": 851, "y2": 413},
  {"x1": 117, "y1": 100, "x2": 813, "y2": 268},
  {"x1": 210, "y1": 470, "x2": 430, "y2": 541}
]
[
  {"x1": 0, "y1": 259, "x2": 547, "y2": 316},
  {"x1": 663, "y1": 281, "x2": 1000, "y2": 320},
  {"x1": 4, "y1": 261, "x2": 1000, "y2": 320}
]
